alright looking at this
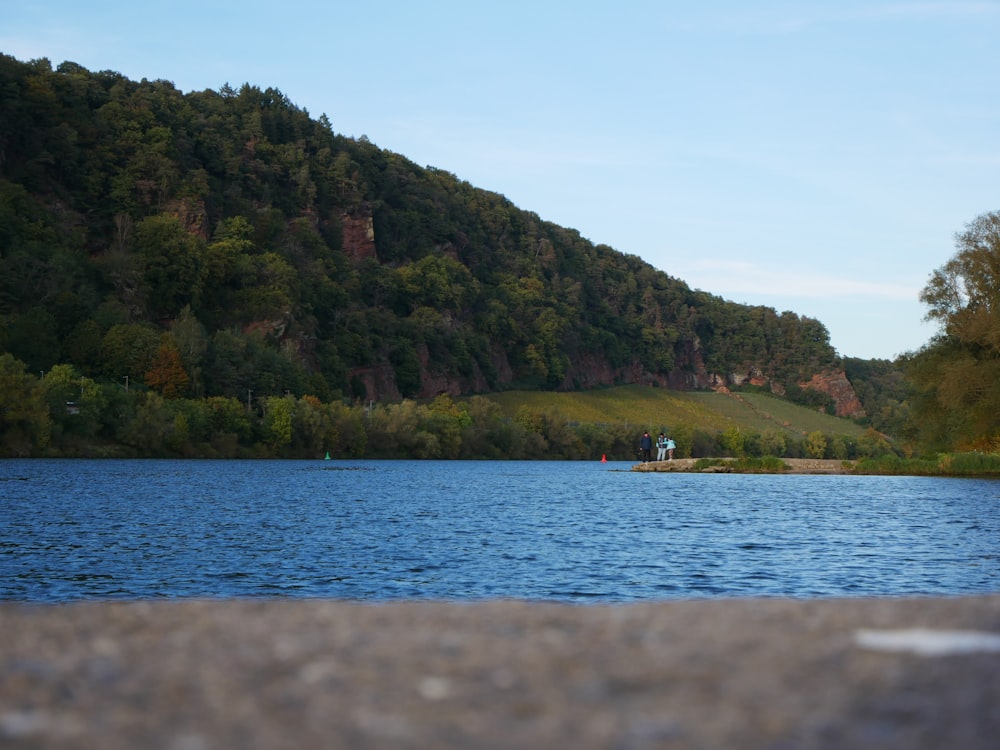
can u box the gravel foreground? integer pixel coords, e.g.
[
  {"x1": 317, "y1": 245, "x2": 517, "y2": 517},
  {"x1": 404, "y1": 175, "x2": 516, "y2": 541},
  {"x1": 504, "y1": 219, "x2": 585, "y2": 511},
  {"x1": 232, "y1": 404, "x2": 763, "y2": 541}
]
[{"x1": 2, "y1": 596, "x2": 999, "y2": 749}]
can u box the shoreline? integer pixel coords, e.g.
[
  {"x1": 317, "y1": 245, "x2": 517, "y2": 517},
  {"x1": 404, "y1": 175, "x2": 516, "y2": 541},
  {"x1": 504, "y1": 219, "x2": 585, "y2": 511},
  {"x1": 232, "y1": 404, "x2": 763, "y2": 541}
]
[
  {"x1": 632, "y1": 457, "x2": 856, "y2": 474},
  {"x1": 2, "y1": 596, "x2": 998, "y2": 748}
]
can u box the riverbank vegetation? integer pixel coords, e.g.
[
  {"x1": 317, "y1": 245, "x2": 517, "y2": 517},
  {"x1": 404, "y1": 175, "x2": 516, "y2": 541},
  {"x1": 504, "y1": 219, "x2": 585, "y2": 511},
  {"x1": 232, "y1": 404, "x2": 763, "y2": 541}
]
[
  {"x1": 853, "y1": 452, "x2": 1000, "y2": 477},
  {"x1": 0, "y1": 361, "x2": 892, "y2": 461}
]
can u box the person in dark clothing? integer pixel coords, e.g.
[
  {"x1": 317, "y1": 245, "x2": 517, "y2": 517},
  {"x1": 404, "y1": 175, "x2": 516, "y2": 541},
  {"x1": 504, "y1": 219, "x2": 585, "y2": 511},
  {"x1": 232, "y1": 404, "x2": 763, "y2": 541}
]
[{"x1": 639, "y1": 431, "x2": 653, "y2": 462}]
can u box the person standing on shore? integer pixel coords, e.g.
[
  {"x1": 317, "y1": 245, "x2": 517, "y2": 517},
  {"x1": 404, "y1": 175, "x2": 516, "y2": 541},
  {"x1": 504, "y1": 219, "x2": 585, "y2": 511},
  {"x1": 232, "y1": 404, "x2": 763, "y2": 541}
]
[
  {"x1": 666, "y1": 436, "x2": 676, "y2": 460},
  {"x1": 656, "y1": 432, "x2": 667, "y2": 461},
  {"x1": 639, "y1": 431, "x2": 653, "y2": 462}
]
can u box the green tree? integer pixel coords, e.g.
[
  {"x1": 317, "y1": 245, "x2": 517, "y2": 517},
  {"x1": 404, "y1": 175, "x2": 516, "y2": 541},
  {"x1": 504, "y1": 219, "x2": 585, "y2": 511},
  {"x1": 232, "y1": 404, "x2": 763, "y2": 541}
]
[
  {"x1": 292, "y1": 394, "x2": 336, "y2": 456},
  {"x1": 170, "y1": 306, "x2": 209, "y2": 395},
  {"x1": 199, "y1": 217, "x2": 257, "y2": 325},
  {"x1": 135, "y1": 214, "x2": 204, "y2": 318},
  {"x1": 204, "y1": 329, "x2": 252, "y2": 398},
  {"x1": 389, "y1": 340, "x2": 422, "y2": 398},
  {"x1": 828, "y1": 435, "x2": 849, "y2": 460},
  {"x1": 760, "y1": 429, "x2": 787, "y2": 457},
  {"x1": 101, "y1": 323, "x2": 161, "y2": 383},
  {"x1": 262, "y1": 394, "x2": 295, "y2": 450},
  {"x1": 63, "y1": 319, "x2": 105, "y2": 376},
  {"x1": 805, "y1": 431, "x2": 828, "y2": 459},
  {"x1": 40, "y1": 363, "x2": 105, "y2": 439},
  {"x1": 171, "y1": 398, "x2": 212, "y2": 448},
  {"x1": 205, "y1": 395, "x2": 253, "y2": 443},
  {"x1": 327, "y1": 400, "x2": 367, "y2": 456},
  {"x1": 454, "y1": 395, "x2": 505, "y2": 458},
  {"x1": 719, "y1": 426, "x2": 745, "y2": 458},
  {"x1": 908, "y1": 210, "x2": 1000, "y2": 451},
  {"x1": 228, "y1": 252, "x2": 298, "y2": 321},
  {"x1": 119, "y1": 392, "x2": 176, "y2": 454},
  {"x1": 0, "y1": 353, "x2": 50, "y2": 455},
  {"x1": 424, "y1": 393, "x2": 468, "y2": 458},
  {"x1": 397, "y1": 255, "x2": 475, "y2": 312},
  {"x1": 857, "y1": 427, "x2": 893, "y2": 458},
  {"x1": 518, "y1": 414, "x2": 552, "y2": 458}
]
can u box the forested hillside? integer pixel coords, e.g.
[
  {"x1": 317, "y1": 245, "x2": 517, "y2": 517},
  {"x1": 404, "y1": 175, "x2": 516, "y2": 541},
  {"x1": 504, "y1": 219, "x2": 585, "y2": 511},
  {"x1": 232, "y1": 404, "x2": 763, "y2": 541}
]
[{"x1": 0, "y1": 54, "x2": 905, "y2": 457}]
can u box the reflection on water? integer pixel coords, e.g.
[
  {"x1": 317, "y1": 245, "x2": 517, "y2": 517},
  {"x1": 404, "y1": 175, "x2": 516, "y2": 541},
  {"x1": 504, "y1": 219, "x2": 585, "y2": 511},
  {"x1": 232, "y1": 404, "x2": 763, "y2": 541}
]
[{"x1": 2, "y1": 459, "x2": 999, "y2": 602}]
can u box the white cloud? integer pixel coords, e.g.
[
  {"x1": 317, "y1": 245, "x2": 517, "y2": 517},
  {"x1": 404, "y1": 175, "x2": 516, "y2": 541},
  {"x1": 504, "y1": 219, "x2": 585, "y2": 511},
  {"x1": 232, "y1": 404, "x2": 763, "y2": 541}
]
[{"x1": 679, "y1": 259, "x2": 919, "y2": 301}]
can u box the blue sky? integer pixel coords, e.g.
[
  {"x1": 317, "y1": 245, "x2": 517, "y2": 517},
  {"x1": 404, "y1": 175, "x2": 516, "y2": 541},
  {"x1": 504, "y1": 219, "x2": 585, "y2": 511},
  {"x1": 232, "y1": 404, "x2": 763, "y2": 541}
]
[{"x1": 5, "y1": 1, "x2": 999, "y2": 360}]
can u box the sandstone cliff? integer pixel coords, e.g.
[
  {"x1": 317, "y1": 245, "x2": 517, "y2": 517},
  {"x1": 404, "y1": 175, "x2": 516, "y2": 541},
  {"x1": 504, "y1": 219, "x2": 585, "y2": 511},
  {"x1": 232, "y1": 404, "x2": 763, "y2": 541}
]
[{"x1": 799, "y1": 370, "x2": 866, "y2": 418}]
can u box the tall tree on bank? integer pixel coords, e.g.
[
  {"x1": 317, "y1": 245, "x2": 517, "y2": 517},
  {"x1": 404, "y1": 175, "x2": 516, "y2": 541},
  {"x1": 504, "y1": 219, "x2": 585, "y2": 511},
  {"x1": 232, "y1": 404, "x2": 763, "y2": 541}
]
[{"x1": 907, "y1": 210, "x2": 1000, "y2": 451}]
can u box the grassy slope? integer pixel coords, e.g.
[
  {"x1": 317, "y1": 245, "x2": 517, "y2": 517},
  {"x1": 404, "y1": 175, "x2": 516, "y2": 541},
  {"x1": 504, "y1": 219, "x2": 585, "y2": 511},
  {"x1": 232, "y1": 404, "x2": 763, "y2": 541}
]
[{"x1": 481, "y1": 385, "x2": 869, "y2": 438}]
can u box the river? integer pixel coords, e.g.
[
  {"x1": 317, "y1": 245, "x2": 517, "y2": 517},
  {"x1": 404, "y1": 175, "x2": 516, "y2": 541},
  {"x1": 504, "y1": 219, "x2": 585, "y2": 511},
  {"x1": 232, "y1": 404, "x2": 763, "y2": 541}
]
[{"x1": 3, "y1": 459, "x2": 998, "y2": 602}]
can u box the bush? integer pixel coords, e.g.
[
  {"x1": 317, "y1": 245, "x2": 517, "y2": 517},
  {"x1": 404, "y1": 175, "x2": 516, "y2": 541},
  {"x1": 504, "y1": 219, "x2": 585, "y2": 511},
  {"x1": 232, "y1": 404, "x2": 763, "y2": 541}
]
[
  {"x1": 690, "y1": 456, "x2": 789, "y2": 473},
  {"x1": 938, "y1": 452, "x2": 1000, "y2": 476},
  {"x1": 853, "y1": 452, "x2": 1000, "y2": 476},
  {"x1": 737, "y1": 455, "x2": 789, "y2": 472}
]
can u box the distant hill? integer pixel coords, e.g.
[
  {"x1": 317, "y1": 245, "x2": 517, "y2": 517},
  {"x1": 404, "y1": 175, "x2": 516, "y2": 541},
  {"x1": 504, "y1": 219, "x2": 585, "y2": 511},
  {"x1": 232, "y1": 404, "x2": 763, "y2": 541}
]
[{"x1": 0, "y1": 53, "x2": 905, "y2": 435}]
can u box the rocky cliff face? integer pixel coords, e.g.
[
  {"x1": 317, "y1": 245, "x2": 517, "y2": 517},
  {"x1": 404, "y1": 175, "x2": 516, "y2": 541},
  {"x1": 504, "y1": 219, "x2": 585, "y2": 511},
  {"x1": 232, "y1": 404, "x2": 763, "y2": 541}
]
[
  {"x1": 558, "y1": 352, "x2": 670, "y2": 391},
  {"x1": 341, "y1": 202, "x2": 376, "y2": 261},
  {"x1": 799, "y1": 371, "x2": 866, "y2": 418},
  {"x1": 344, "y1": 324, "x2": 866, "y2": 415}
]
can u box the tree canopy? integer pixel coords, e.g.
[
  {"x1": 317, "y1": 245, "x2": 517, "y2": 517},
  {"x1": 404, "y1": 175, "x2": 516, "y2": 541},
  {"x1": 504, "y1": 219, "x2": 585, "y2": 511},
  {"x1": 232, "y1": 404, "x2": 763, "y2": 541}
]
[{"x1": 906, "y1": 211, "x2": 1000, "y2": 451}]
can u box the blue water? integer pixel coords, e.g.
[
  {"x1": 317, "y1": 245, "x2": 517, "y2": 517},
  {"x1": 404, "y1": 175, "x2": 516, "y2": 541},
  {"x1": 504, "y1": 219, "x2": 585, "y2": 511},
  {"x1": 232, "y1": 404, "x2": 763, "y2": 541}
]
[{"x1": 2, "y1": 459, "x2": 999, "y2": 602}]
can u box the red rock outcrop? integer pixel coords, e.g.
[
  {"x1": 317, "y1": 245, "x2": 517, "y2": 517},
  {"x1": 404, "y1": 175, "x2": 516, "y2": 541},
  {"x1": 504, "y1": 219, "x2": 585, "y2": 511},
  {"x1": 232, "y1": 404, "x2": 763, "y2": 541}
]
[
  {"x1": 348, "y1": 364, "x2": 402, "y2": 403},
  {"x1": 341, "y1": 202, "x2": 376, "y2": 261},
  {"x1": 165, "y1": 198, "x2": 209, "y2": 239},
  {"x1": 799, "y1": 371, "x2": 866, "y2": 418}
]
